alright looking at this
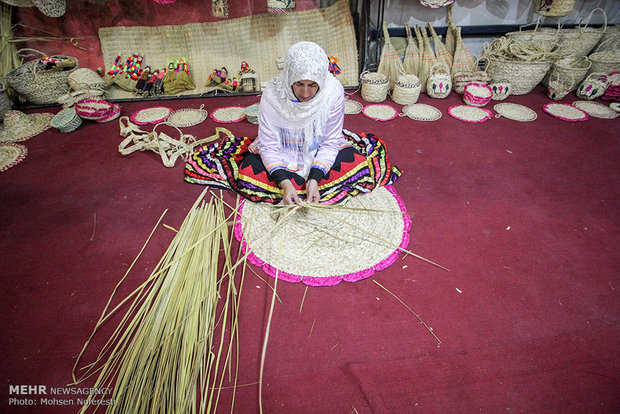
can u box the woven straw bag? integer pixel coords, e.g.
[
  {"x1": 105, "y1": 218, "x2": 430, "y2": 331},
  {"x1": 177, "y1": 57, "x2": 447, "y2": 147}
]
[
  {"x1": 5, "y1": 49, "x2": 79, "y2": 105},
  {"x1": 505, "y1": 19, "x2": 559, "y2": 53},
  {"x1": 546, "y1": 71, "x2": 574, "y2": 100},
  {"x1": 535, "y1": 0, "x2": 575, "y2": 17},
  {"x1": 485, "y1": 58, "x2": 552, "y2": 95},
  {"x1": 391, "y1": 74, "x2": 421, "y2": 105},
  {"x1": 541, "y1": 55, "x2": 591, "y2": 91},
  {"x1": 0, "y1": 82, "x2": 11, "y2": 121},
  {"x1": 576, "y1": 72, "x2": 610, "y2": 100},
  {"x1": 557, "y1": 8, "x2": 607, "y2": 57},
  {"x1": 587, "y1": 35, "x2": 620, "y2": 76},
  {"x1": 426, "y1": 63, "x2": 451, "y2": 98},
  {"x1": 360, "y1": 71, "x2": 389, "y2": 103}
]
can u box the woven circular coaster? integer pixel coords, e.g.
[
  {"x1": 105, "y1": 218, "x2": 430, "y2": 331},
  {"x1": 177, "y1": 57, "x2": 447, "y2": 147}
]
[
  {"x1": 210, "y1": 106, "x2": 246, "y2": 123},
  {"x1": 543, "y1": 103, "x2": 589, "y2": 122},
  {"x1": 448, "y1": 105, "x2": 493, "y2": 123},
  {"x1": 400, "y1": 103, "x2": 442, "y2": 121},
  {"x1": 362, "y1": 103, "x2": 398, "y2": 121},
  {"x1": 234, "y1": 185, "x2": 411, "y2": 286},
  {"x1": 130, "y1": 106, "x2": 173, "y2": 125},
  {"x1": 344, "y1": 98, "x2": 363, "y2": 115},
  {"x1": 571, "y1": 101, "x2": 618, "y2": 119},
  {"x1": 493, "y1": 103, "x2": 538, "y2": 122},
  {"x1": 0, "y1": 143, "x2": 28, "y2": 172},
  {"x1": 167, "y1": 105, "x2": 209, "y2": 127}
]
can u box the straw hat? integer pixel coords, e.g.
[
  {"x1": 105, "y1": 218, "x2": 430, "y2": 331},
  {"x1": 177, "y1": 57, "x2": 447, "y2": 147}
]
[
  {"x1": 32, "y1": 0, "x2": 65, "y2": 17},
  {"x1": 0, "y1": 110, "x2": 54, "y2": 143}
]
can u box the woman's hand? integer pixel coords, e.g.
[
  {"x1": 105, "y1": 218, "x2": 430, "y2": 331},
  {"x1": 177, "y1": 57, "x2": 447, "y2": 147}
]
[
  {"x1": 306, "y1": 179, "x2": 320, "y2": 204},
  {"x1": 280, "y1": 180, "x2": 302, "y2": 205}
]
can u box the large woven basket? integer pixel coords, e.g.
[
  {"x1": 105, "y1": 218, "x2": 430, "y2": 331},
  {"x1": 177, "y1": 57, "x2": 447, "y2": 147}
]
[
  {"x1": 535, "y1": 0, "x2": 574, "y2": 17},
  {"x1": 453, "y1": 69, "x2": 491, "y2": 94},
  {"x1": 485, "y1": 57, "x2": 552, "y2": 95},
  {"x1": 67, "y1": 68, "x2": 106, "y2": 92},
  {"x1": 360, "y1": 72, "x2": 389, "y2": 103},
  {"x1": 556, "y1": 8, "x2": 607, "y2": 57},
  {"x1": 5, "y1": 50, "x2": 79, "y2": 105},
  {"x1": 505, "y1": 22, "x2": 559, "y2": 53},
  {"x1": 587, "y1": 34, "x2": 620, "y2": 76},
  {"x1": 542, "y1": 55, "x2": 591, "y2": 91}
]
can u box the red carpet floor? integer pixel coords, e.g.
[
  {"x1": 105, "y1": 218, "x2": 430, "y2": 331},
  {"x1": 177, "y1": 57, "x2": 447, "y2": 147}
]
[{"x1": 1, "y1": 87, "x2": 618, "y2": 413}]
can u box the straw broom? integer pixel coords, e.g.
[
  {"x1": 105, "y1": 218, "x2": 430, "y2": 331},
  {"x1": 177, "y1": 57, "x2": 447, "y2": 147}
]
[
  {"x1": 71, "y1": 189, "x2": 247, "y2": 413},
  {"x1": 418, "y1": 26, "x2": 438, "y2": 87},
  {"x1": 428, "y1": 23, "x2": 453, "y2": 71},
  {"x1": 402, "y1": 23, "x2": 421, "y2": 77},
  {"x1": 377, "y1": 20, "x2": 405, "y2": 91},
  {"x1": 445, "y1": 3, "x2": 457, "y2": 57}
]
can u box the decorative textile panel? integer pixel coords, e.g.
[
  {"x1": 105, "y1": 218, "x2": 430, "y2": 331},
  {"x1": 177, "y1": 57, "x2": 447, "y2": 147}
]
[{"x1": 98, "y1": 0, "x2": 358, "y2": 99}]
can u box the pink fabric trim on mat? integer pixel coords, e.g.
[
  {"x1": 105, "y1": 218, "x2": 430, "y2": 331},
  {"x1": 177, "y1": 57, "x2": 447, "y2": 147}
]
[
  {"x1": 234, "y1": 184, "x2": 411, "y2": 286},
  {"x1": 542, "y1": 103, "x2": 589, "y2": 122}
]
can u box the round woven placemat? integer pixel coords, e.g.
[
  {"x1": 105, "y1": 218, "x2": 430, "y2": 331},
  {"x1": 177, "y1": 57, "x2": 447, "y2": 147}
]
[
  {"x1": 571, "y1": 100, "x2": 618, "y2": 119},
  {"x1": 235, "y1": 185, "x2": 411, "y2": 286},
  {"x1": 0, "y1": 143, "x2": 28, "y2": 172},
  {"x1": 362, "y1": 104, "x2": 398, "y2": 121},
  {"x1": 210, "y1": 106, "x2": 246, "y2": 123},
  {"x1": 493, "y1": 103, "x2": 538, "y2": 122},
  {"x1": 400, "y1": 103, "x2": 442, "y2": 121},
  {"x1": 448, "y1": 105, "x2": 493, "y2": 123},
  {"x1": 130, "y1": 107, "x2": 173, "y2": 125},
  {"x1": 344, "y1": 98, "x2": 363, "y2": 115},
  {"x1": 543, "y1": 103, "x2": 589, "y2": 122},
  {"x1": 166, "y1": 105, "x2": 209, "y2": 127}
]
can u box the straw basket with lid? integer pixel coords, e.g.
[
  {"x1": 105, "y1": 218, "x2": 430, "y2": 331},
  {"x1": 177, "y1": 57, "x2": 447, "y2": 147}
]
[
  {"x1": 392, "y1": 74, "x2": 421, "y2": 105},
  {"x1": 360, "y1": 72, "x2": 389, "y2": 103}
]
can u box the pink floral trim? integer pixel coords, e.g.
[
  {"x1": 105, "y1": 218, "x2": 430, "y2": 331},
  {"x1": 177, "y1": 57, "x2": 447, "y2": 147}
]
[
  {"x1": 233, "y1": 184, "x2": 411, "y2": 286},
  {"x1": 210, "y1": 106, "x2": 247, "y2": 123},
  {"x1": 130, "y1": 106, "x2": 173, "y2": 125},
  {"x1": 542, "y1": 102, "x2": 589, "y2": 122},
  {"x1": 448, "y1": 105, "x2": 493, "y2": 123},
  {"x1": 362, "y1": 104, "x2": 398, "y2": 122}
]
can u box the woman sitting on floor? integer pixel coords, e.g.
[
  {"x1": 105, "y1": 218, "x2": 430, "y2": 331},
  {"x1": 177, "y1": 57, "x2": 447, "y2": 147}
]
[{"x1": 185, "y1": 41, "x2": 401, "y2": 205}]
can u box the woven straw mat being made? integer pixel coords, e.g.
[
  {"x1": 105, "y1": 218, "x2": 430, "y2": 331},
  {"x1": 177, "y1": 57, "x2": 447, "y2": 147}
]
[{"x1": 99, "y1": 0, "x2": 357, "y2": 99}]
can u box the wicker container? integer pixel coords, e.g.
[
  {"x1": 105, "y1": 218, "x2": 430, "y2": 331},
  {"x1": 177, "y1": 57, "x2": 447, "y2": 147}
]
[
  {"x1": 535, "y1": 0, "x2": 575, "y2": 17},
  {"x1": 542, "y1": 55, "x2": 591, "y2": 91},
  {"x1": 67, "y1": 68, "x2": 106, "y2": 92},
  {"x1": 50, "y1": 107, "x2": 82, "y2": 133},
  {"x1": 489, "y1": 80, "x2": 511, "y2": 100},
  {"x1": 391, "y1": 74, "x2": 421, "y2": 105},
  {"x1": 426, "y1": 63, "x2": 451, "y2": 98},
  {"x1": 0, "y1": 82, "x2": 11, "y2": 121},
  {"x1": 576, "y1": 72, "x2": 609, "y2": 100},
  {"x1": 360, "y1": 72, "x2": 389, "y2": 103},
  {"x1": 453, "y1": 70, "x2": 491, "y2": 94},
  {"x1": 505, "y1": 26, "x2": 559, "y2": 53},
  {"x1": 485, "y1": 57, "x2": 553, "y2": 95},
  {"x1": 74, "y1": 98, "x2": 115, "y2": 120},
  {"x1": 463, "y1": 83, "x2": 493, "y2": 107},
  {"x1": 5, "y1": 51, "x2": 79, "y2": 105},
  {"x1": 244, "y1": 103, "x2": 260, "y2": 124}
]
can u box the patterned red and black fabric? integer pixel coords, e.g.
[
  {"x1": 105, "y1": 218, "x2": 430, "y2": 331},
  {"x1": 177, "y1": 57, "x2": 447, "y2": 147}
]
[{"x1": 184, "y1": 129, "x2": 401, "y2": 204}]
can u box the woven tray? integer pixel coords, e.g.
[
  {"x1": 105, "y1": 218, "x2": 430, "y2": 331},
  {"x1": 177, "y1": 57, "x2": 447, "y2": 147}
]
[
  {"x1": 210, "y1": 106, "x2": 246, "y2": 123},
  {"x1": 493, "y1": 103, "x2": 538, "y2": 122},
  {"x1": 542, "y1": 103, "x2": 589, "y2": 122},
  {"x1": 400, "y1": 103, "x2": 442, "y2": 121},
  {"x1": 244, "y1": 104, "x2": 260, "y2": 124},
  {"x1": 448, "y1": 105, "x2": 493, "y2": 123},
  {"x1": 167, "y1": 105, "x2": 209, "y2": 127},
  {"x1": 75, "y1": 99, "x2": 115, "y2": 120},
  {"x1": 571, "y1": 100, "x2": 618, "y2": 119},
  {"x1": 362, "y1": 104, "x2": 398, "y2": 121},
  {"x1": 130, "y1": 106, "x2": 173, "y2": 125},
  {"x1": 344, "y1": 98, "x2": 363, "y2": 115},
  {"x1": 0, "y1": 143, "x2": 28, "y2": 172}
]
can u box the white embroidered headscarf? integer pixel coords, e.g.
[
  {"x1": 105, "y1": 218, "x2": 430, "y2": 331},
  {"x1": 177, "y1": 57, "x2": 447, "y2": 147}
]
[{"x1": 261, "y1": 41, "x2": 340, "y2": 151}]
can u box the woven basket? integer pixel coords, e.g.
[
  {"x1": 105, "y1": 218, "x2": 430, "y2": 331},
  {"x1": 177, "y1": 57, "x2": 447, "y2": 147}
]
[
  {"x1": 541, "y1": 55, "x2": 591, "y2": 91},
  {"x1": 505, "y1": 20, "x2": 559, "y2": 53},
  {"x1": 587, "y1": 34, "x2": 620, "y2": 76},
  {"x1": 426, "y1": 63, "x2": 451, "y2": 98},
  {"x1": 557, "y1": 8, "x2": 607, "y2": 57},
  {"x1": 453, "y1": 69, "x2": 491, "y2": 94},
  {"x1": 0, "y1": 82, "x2": 11, "y2": 121},
  {"x1": 67, "y1": 68, "x2": 106, "y2": 92},
  {"x1": 535, "y1": 0, "x2": 575, "y2": 17},
  {"x1": 463, "y1": 83, "x2": 493, "y2": 107},
  {"x1": 489, "y1": 80, "x2": 511, "y2": 100},
  {"x1": 485, "y1": 57, "x2": 552, "y2": 95},
  {"x1": 576, "y1": 72, "x2": 610, "y2": 100},
  {"x1": 244, "y1": 103, "x2": 260, "y2": 124},
  {"x1": 5, "y1": 50, "x2": 79, "y2": 105},
  {"x1": 360, "y1": 72, "x2": 389, "y2": 103},
  {"x1": 50, "y1": 107, "x2": 82, "y2": 133},
  {"x1": 391, "y1": 74, "x2": 421, "y2": 105}
]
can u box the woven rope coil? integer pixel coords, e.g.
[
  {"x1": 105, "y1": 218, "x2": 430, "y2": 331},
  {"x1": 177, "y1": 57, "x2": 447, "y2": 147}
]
[
  {"x1": 392, "y1": 74, "x2": 421, "y2": 105},
  {"x1": 360, "y1": 72, "x2": 389, "y2": 102},
  {"x1": 50, "y1": 107, "x2": 82, "y2": 133}
]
